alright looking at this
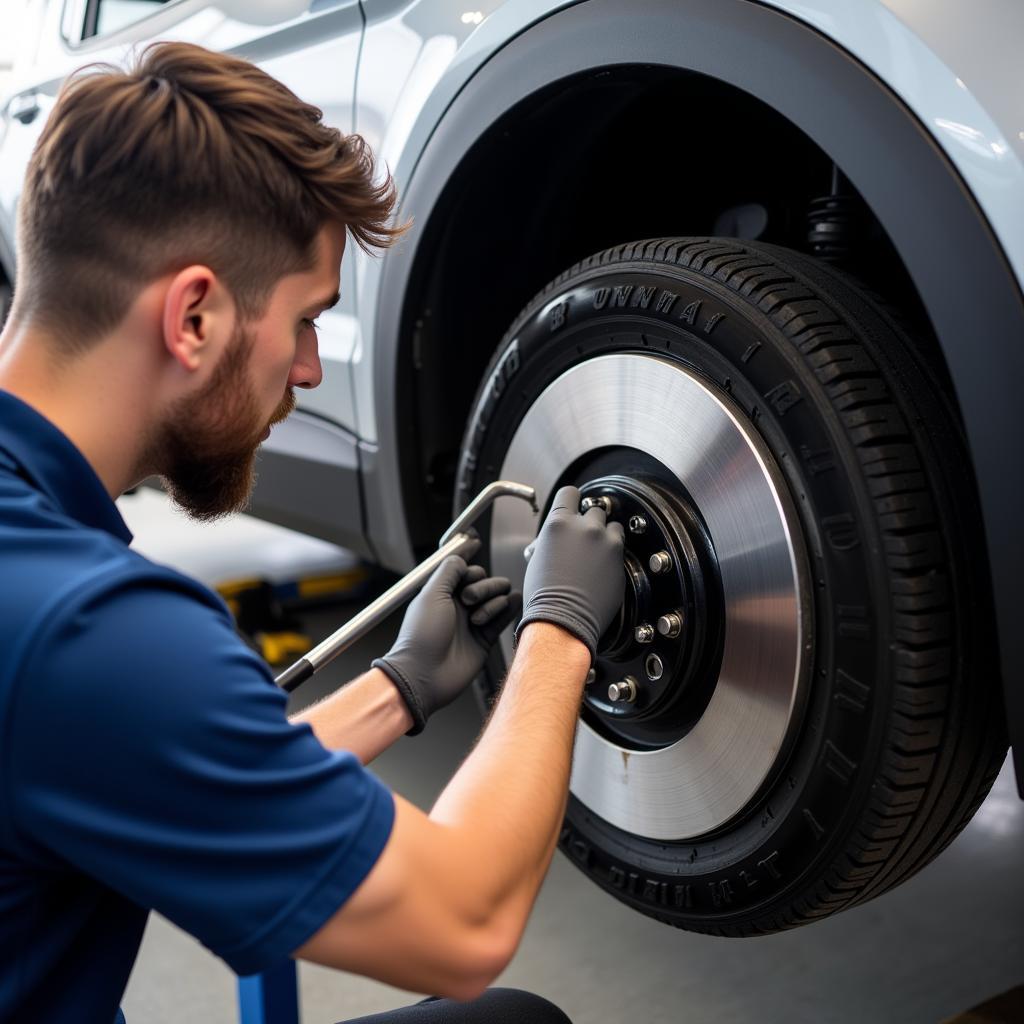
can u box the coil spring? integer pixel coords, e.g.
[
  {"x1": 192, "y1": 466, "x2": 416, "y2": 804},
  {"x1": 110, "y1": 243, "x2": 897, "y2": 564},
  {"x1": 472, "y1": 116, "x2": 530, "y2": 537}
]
[{"x1": 807, "y1": 193, "x2": 862, "y2": 263}]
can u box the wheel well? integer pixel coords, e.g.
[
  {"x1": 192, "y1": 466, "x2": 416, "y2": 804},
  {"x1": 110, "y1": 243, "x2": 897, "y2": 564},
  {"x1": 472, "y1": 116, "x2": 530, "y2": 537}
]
[{"x1": 398, "y1": 65, "x2": 944, "y2": 553}]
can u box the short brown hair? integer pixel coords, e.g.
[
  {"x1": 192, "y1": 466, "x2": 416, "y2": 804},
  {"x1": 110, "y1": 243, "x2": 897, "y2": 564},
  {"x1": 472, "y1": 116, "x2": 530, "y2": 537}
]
[{"x1": 13, "y1": 41, "x2": 403, "y2": 352}]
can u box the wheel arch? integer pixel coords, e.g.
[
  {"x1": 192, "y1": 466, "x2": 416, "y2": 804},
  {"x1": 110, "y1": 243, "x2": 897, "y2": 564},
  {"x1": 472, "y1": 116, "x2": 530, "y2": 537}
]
[{"x1": 369, "y1": 0, "x2": 1024, "y2": 790}]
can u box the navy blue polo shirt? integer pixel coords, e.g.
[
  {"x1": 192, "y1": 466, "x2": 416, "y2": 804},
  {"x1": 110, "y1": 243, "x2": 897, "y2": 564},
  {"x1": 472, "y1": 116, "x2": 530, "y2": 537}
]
[{"x1": 0, "y1": 389, "x2": 395, "y2": 1022}]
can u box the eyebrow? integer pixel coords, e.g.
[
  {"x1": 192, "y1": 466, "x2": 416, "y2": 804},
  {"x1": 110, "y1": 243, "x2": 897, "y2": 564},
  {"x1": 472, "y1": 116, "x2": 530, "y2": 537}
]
[{"x1": 305, "y1": 290, "x2": 341, "y2": 315}]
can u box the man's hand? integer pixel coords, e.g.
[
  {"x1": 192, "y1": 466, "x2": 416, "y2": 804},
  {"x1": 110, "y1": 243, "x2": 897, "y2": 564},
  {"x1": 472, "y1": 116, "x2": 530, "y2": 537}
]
[
  {"x1": 516, "y1": 484, "x2": 625, "y2": 660},
  {"x1": 373, "y1": 543, "x2": 522, "y2": 734}
]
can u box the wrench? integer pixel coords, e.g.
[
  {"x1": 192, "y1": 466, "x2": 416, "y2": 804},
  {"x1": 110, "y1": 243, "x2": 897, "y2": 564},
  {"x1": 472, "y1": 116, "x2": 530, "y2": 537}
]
[{"x1": 276, "y1": 480, "x2": 538, "y2": 693}]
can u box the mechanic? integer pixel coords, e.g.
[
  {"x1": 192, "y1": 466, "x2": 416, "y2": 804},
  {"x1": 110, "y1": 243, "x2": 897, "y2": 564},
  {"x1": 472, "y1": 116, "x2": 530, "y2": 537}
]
[{"x1": 0, "y1": 41, "x2": 625, "y2": 1024}]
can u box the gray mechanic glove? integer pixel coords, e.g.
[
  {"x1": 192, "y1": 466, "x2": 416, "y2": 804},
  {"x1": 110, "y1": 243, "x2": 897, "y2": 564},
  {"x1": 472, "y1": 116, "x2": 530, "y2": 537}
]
[
  {"x1": 515, "y1": 484, "x2": 626, "y2": 660},
  {"x1": 372, "y1": 540, "x2": 522, "y2": 734}
]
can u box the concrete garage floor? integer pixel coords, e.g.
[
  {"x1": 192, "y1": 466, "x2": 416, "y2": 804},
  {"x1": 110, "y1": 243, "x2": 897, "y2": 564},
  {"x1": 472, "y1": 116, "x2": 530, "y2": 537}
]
[{"x1": 116, "y1": 493, "x2": 1023, "y2": 1024}]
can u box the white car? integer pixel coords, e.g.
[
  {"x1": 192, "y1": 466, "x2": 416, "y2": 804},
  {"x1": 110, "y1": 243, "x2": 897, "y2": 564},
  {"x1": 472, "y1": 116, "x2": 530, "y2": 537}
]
[{"x1": 2, "y1": 0, "x2": 1022, "y2": 937}]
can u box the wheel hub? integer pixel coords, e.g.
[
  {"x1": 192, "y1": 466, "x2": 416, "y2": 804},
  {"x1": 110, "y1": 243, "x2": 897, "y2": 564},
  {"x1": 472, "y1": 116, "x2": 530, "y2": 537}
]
[
  {"x1": 490, "y1": 352, "x2": 808, "y2": 840},
  {"x1": 580, "y1": 475, "x2": 722, "y2": 749}
]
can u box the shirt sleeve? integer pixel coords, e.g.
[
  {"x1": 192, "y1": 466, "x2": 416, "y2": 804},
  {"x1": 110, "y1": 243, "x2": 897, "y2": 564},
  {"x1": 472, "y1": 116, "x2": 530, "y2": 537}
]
[{"x1": 7, "y1": 566, "x2": 395, "y2": 976}]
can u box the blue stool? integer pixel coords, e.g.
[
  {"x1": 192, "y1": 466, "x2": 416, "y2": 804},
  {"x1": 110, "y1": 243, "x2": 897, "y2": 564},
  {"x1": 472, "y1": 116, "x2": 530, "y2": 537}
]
[{"x1": 237, "y1": 961, "x2": 299, "y2": 1024}]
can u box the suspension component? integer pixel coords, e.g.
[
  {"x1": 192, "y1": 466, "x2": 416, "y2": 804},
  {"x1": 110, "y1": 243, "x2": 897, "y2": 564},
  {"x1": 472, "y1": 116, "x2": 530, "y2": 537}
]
[{"x1": 807, "y1": 164, "x2": 866, "y2": 265}]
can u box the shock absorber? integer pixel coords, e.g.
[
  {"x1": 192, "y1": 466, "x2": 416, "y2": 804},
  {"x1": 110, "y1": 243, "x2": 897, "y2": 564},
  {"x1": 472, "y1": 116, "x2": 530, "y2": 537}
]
[{"x1": 807, "y1": 164, "x2": 864, "y2": 264}]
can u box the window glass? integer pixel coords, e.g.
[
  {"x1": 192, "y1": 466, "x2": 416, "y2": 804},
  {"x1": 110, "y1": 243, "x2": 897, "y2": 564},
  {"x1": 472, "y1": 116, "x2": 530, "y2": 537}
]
[{"x1": 91, "y1": 0, "x2": 172, "y2": 38}]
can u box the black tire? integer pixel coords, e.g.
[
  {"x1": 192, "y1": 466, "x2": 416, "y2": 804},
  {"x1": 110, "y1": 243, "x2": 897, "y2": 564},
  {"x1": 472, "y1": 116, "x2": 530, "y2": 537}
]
[{"x1": 455, "y1": 238, "x2": 1006, "y2": 935}]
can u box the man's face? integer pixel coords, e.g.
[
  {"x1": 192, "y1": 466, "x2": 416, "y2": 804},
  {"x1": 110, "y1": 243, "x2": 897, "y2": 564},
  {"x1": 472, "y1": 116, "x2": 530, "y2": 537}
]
[{"x1": 155, "y1": 223, "x2": 344, "y2": 520}]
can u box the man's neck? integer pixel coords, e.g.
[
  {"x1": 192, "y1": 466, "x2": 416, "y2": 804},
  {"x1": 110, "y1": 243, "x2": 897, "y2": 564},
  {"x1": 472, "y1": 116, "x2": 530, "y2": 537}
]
[{"x1": 0, "y1": 321, "x2": 155, "y2": 499}]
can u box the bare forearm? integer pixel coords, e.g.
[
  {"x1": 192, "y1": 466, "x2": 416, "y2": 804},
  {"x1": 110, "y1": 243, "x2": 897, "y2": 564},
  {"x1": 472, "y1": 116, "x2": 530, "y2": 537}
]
[
  {"x1": 289, "y1": 667, "x2": 413, "y2": 764},
  {"x1": 429, "y1": 622, "x2": 589, "y2": 926}
]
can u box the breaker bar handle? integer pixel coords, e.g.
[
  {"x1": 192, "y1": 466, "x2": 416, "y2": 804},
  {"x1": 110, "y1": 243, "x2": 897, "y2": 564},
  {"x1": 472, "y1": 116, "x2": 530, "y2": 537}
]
[{"x1": 275, "y1": 480, "x2": 538, "y2": 693}]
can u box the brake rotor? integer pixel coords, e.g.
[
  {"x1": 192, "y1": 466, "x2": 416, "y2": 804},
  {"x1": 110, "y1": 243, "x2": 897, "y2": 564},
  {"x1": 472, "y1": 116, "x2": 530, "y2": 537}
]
[{"x1": 491, "y1": 352, "x2": 809, "y2": 840}]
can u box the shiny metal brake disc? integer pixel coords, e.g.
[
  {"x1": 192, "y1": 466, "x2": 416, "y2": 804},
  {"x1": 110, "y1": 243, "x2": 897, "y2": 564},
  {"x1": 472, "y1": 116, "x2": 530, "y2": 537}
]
[{"x1": 491, "y1": 353, "x2": 808, "y2": 840}]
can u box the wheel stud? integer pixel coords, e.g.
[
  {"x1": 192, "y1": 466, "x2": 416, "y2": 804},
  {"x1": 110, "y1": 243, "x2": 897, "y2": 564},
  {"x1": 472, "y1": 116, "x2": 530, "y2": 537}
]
[
  {"x1": 628, "y1": 514, "x2": 648, "y2": 534},
  {"x1": 607, "y1": 677, "x2": 638, "y2": 704},
  {"x1": 634, "y1": 622, "x2": 655, "y2": 644},
  {"x1": 657, "y1": 611, "x2": 684, "y2": 638},
  {"x1": 649, "y1": 550, "x2": 673, "y2": 574},
  {"x1": 581, "y1": 495, "x2": 613, "y2": 515}
]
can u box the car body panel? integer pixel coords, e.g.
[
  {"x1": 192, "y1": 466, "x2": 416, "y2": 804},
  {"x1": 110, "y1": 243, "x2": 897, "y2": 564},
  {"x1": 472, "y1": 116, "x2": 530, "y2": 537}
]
[{"x1": 250, "y1": 407, "x2": 372, "y2": 558}]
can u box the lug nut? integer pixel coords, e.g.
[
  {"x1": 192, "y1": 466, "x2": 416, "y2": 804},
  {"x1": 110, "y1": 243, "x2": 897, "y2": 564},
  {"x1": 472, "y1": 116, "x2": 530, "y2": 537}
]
[
  {"x1": 580, "y1": 495, "x2": 613, "y2": 515},
  {"x1": 634, "y1": 623, "x2": 655, "y2": 644},
  {"x1": 657, "y1": 611, "x2": 684, "y2": 638},
  {"x1": 586, "y1": 668, "x2": 597, "y2": 686},
  {"x1": 628, "y1": 514, "x2": 648, "y2": 534},
  {"x1": 607, "y1": 676, "x2": 638, "y2": 704},
  {"x1": 645, "y1": 653, "x2": 664, "y2": 681},
  {"x1": 649, "y1": 550, "x2": 673, "y2": 574}
]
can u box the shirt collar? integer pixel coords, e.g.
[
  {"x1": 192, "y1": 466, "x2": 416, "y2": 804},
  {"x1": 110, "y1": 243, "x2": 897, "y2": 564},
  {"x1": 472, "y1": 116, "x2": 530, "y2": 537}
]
[{"x1": 0, "y1": 389, "x2": 133, "y2": 545}]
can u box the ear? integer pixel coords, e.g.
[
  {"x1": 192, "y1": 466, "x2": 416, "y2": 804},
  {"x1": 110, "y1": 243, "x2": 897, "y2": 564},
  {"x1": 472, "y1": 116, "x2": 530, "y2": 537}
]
[{"x1": 161, "y1": 265, "x2": 234, "y2": 372}]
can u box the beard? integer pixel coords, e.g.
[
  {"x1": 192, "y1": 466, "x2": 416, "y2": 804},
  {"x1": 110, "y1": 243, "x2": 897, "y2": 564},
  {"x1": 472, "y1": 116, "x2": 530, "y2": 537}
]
[{"x1": 149, "y1": 322, "x2": 295, "y2": 521}]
